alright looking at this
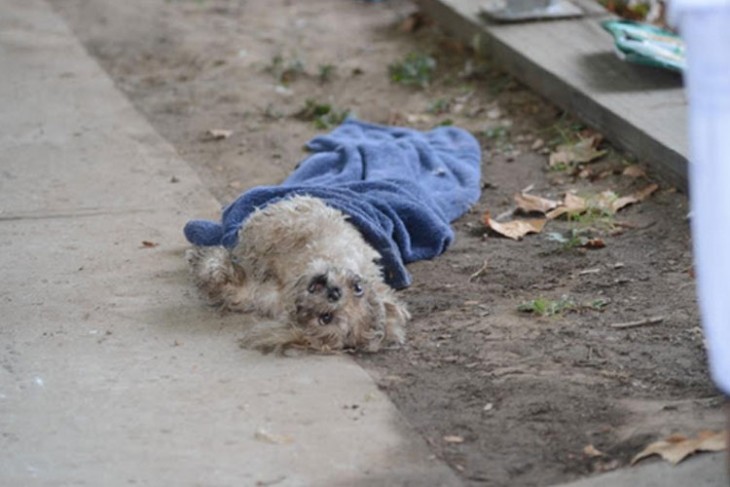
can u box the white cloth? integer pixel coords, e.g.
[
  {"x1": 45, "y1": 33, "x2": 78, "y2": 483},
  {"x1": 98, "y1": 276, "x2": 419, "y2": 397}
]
[
  {"x1": 669, "y1": 0, "x2": 730, "y2": 15},
  {"x1": 668, "y1": 0, "x2": 730, "y2": 23},
  {"x1": 673, "y1": 4, "x2": 730, "y2": 395}
]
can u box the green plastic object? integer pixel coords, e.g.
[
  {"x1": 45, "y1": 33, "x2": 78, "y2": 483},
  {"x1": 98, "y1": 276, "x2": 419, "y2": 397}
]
[{"x1": 602, "y1": 20, "x2": 685, "y2": 73}]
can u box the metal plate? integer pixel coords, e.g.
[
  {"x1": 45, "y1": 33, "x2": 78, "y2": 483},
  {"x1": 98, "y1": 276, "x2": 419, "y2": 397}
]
[{"x1": 480, "y1": 0, "x2": 583, "y2": 23}]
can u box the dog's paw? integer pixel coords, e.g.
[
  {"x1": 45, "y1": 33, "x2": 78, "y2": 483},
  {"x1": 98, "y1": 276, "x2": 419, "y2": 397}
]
[
  {"x1": 186, "y1": 246, "x2": 245, "y2": 304},
  {"x1": 383, "y1": 299, "x2": 409, "y2": 346},
  {"x1": 355, "y1": 290, "x2": 409, "y2": 352},
  {"x1": 239, "y1": 320, "x2": 309, "y2": 354}
]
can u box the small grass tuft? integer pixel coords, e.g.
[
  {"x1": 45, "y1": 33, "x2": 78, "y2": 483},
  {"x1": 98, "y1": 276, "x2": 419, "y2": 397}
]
[
  {"x1": 586, "y1": 298, "x2": 611, "y2": 311},
  {"x1": 267, "y1": 54, "x2": 306, "y2": 84},
  {"x1": 544, "y1": 229, "x2": 586, "y2": 251},
  {"x1": 568, "y1": 207, "x2": 612, "y2": 225},
  {"x1": 483, "y1": 126, "x2": 509, "y2": 140},
  {"x1": 389, "y1": 52, "x2": 437, "y2": 88},
  {"x1": 518, "y1": 296, "x2": 576, "y2": 317},
  {"x1": 427, "y1": 98, "x2": 451, "y2": 115},
  {"x1": 294, "y1": 99, "x2": 349, "y2": 129},
  {"x1": 561, "y1": 228, "x2": 587, "y2": 251},
  {"x1": 481, "y1": 125, "x2": 513, "y2": 152},
  {"x1": 318, "y1": 64, "x2": 336, "y2": 83},
  {"x1": 262, "y1": 103, "x2": 284, "y2": 121},
  {"x1": 540, "y1": 112, "x2": 587, "y2": 149}
]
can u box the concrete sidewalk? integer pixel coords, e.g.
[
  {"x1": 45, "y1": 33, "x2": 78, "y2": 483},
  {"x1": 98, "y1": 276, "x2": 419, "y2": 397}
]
[{"x1": 0, "y1": 1, "x2": 459, "y2": 485}]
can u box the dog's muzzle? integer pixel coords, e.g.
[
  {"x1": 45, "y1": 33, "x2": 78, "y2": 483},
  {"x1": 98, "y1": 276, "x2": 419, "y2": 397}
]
[{"x1": 308, "y1": 274, "x2": 342, "y2": 302}]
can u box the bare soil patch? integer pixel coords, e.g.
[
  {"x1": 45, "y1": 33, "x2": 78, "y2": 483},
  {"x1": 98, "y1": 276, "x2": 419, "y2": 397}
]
[{"x1": 55, "y1": 1, "x2": 725, "y2": 485}]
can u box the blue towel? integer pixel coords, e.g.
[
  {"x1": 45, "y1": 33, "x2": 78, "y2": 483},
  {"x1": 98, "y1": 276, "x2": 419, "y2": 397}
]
[{"x1": 184, "y1": 119, "x2": 482, "y2": 289}]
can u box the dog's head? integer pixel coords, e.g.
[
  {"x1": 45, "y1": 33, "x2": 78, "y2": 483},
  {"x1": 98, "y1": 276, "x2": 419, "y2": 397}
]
[
  {"x1": 291, "y1": 263, "x2": 409, "y2": 351},
  {"x1": 242, "y1": 262, "x2": 409, "y2": 354}
]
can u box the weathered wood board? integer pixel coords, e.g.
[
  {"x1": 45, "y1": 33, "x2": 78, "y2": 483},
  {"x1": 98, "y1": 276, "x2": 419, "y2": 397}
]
[{"x1": 417, "y1": 0, "x2": 689, "y2": 189}]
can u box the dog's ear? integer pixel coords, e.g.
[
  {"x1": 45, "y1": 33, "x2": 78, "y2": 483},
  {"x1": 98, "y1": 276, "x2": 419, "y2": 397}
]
[{"x1": 382, "y1": 296, "x2": 409, "y2": 345}]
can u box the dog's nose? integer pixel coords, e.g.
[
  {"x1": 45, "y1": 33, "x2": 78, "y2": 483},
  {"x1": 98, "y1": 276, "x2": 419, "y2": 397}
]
[{"x1": 327, "y1": 286, "x2": 341, "y2": 302}]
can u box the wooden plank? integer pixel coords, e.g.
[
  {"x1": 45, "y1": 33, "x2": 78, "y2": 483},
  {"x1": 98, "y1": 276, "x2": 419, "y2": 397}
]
[{"x1": 416, "y1": 0, "x2": 688, "y2": 189}]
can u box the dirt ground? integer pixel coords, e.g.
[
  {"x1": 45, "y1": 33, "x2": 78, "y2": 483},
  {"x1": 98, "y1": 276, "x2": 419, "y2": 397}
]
[{"x1": 54, "y1": 1, "x2": 725, "y2": 485}]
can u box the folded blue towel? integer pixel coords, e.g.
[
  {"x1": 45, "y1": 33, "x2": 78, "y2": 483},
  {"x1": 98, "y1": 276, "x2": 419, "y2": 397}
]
[{"x1": 184, "y1": 119, "x2": 482, "y2": 289}]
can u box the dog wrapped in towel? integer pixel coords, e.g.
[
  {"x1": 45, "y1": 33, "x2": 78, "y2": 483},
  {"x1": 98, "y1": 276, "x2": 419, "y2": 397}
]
[{"x1": 185, "y1": 118, "x2": 481, "y2": 353}]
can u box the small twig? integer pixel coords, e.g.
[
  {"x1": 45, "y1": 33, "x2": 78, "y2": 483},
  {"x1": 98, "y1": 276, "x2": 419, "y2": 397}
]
[
  {"x1": 578, "y1": 267, "x2": 601, "y2": 276},
  {"x1": 521, "y1": 183, "x2": 535, "y2": 193},
  {"x1": 256, "y1": 475, "x2": 287, "y2": 487},
  {"x1": 612, "y1": 221, "x2": 658, "y2": 233},
  {"x1": 494, "y1": 208, "x2": 514, "y2": 222},
  {"x1": 469, "y1": 260, "x2": 489, "y2": 282},
  {"x1": 610, "y1": 316, "x2": 665, "y2": 329}
]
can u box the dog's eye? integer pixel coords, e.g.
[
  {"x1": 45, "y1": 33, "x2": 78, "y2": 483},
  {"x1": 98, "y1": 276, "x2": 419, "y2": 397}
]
[
  {"x1": 318, "y1": 312, "x2": 334, "y2": 326},
  {"x1": 353, "y1": 282, "x2": 364, "y2": 296}
]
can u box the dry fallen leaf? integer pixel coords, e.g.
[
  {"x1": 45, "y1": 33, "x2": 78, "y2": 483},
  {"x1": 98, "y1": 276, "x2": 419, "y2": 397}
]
[
  {"x1": 611, "y1": 183, "x2": 659, "y2": 213},
  {"x1": 486, "y1": 107, "x2": 502, "y2": 120},
  {"x1": 549, "y1": 135, "x2": 606, "y2": 168},
  {"x1": 582, "y1": 238, "x2": 606, "y2": 249},
  {"x1": 631, "y1": 430, "x2": 727, "y2": 465},
  {"x1": 592, "y1": 459, "x2": 621, "y2": 473},
  {"x1": 594, "y1": 190, "x2": 620, "y2": 213},
  {"x1": 583, "y1": 444, "x2": 605, "y2": 458},
  {"x1": 514, "y1": 192, "x2": 560, "y2": 214},
  {"x1": 405, "y1": 113, "x2": 433, "y2": 124},
  {"x1": 205, "y1": 129, "x2": 233, "y2": 140},
  {"x1": 254, "y1": 428, "x2": 294, "y2": 445},
  {"x1": 141, "y1": 240, "x2": 159, "y2": 248},
  {"x1": 443, "y1": 435, "x2": 465, "y2": 444},
  {"x1": 578, "y1": 167, "x2": 594, "y2": 179},
  {"x1": 483, "y1": 212, "x2": 546, "y2": 240},
  {"x1": 546, "y1": 193, "x2": 588, "y2": 220},
  {"x1": 546, "y1": 184, "x2": 657, "y2": 220},
  {"x1": 597, "y1": 169, "x2": 615, "y2": 180},
  {"x1": 623, "y1": 165, "x2": 647, "y2": 178},
  {"x1": 565, "y1": 192, "x2": 588, "y2": 210},
  {"x1": 399, "y1": 13, "x2": 419, "y2": 32}
]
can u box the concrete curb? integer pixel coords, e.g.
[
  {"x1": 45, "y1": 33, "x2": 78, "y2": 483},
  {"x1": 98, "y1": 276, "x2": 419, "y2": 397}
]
[{"x1": 551, "y1": 453, "x2": 726, "y2": 487}]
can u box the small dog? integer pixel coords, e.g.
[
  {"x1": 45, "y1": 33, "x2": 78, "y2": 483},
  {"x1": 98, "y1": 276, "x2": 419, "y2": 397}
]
[{"x1": 186, "y1": 195, "x2": 410, "y2": 353}]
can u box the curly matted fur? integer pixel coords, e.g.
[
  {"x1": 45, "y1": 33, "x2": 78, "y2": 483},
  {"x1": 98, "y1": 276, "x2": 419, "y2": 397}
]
[{"x1": 186, "y1": 196, "x2": 410, "y2": 353}]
